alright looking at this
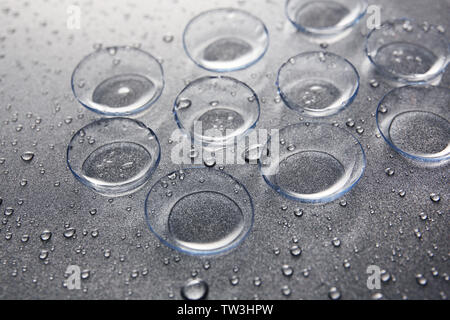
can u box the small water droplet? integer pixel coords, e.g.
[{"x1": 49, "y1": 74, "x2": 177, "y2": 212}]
[
  {"x1": 290, "y1": 245, "x2": 302, "y2": 257},
  {"x1": 281, "y1": 285, "x2": 291, "y2": 296},
  {"x1": 429, "y1": 193, "x2": 440, "y2": 203},
  {"x1": 177, "y1": 98, "x2": 192, "y2": 110},
  {"x1": 416, "y1": 274, "x2": 427, "y2": 286},
  {"x1": 21, "y1": 152, "x2": 35, "y2": 162},
  {"x1": 331, "y1": 237, "x2": 341, "y2": 247},
  {"x1": 63, "y1": 227, "x2": 76, "y2": 239},
  {"x1": 369, "y1": 79, "x2": 379, "y2": 88},
  {"x1": 293, "y1": 208, "x2": 303, "y2": 217},
  {"x1": 40, "y1": 229, "x2": 52, "y2": 241},
  {"x1": 181, "y1": 279, "x2": 208, "y2": 300},
  {"x1": 163, "y1": 34, "x2": 174, "y2": 43},
  {"x1": 281, "y1": 264, "x2": 294, "y2": 277}
]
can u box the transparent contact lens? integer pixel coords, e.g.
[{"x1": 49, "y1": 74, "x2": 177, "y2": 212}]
[
  {"x1": 174, "y1": 76, "x2": 260, "y2": 148},
  {"x1": 67, "y1": 118, "x2": 160, "y2": 196},
  {"x1": 259, "y1": 123, "x2": 365, "y2": 203},
  {"x1": 377, "y1": 85, "x2": 449, "y2": 162},
  {"x1": 286, "y1": 0, "x2": 368, "y2": 35},
  {"x1": 71, "y1": 46, "x2": 164, "y2": 116},
  {"x1": 277, "y1": 51, "x2": 359, "y2": 117},
  {"x1": 183, "y1": 8, "x2": 269, "y2": 72},
  {"x1": 145, "y1": 168, "x2": 254, "y2": 255},
  {"x1": 366, "y1": 19, "x2": 449, "y2": 83}
]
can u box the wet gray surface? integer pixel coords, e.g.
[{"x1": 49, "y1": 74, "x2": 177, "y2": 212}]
[{"x1": 0, "y1": 0, "x2": 449, "y2": 299}]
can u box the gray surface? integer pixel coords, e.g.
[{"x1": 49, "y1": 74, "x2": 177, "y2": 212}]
[{"x1": 0, "y1": 0, "x2": 448, "y2": 300}]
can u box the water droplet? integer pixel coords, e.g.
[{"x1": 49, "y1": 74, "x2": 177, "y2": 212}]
[
  {"x1": 379, "y1": 104, "x2": 388, "y2": 113},
  {"x1": 290, "y1": 245, "x2": 302, "y2": 257},
  {"x1": 419, "y1": 212, "x2": 428, "y2": 221},
  {"x1": 430, "y1": 193, "x2": 440, "y2": 203},
  {"x1": 328, "y1": 287, "x2": 341, "y2": 300},
  {"x1": 369, "y1": 79, "x2": 379, "y2": 88},
  {"x1": 355, "y1": 126, "x2": 364, "y2": 134},
  {"x1": 203, "y1": 157, "x2": 216, "y2": 167},
  {"x1": 293, "y1": 208, "x2": 304, "y2": 217},
  {"x1": 39, "y1": 249, "x2": 49, "y2": 260},
  {"x1": 4, "y1": 207, "x2": 14, "y2": 216},
  {"x1": 331, "y1": 237, "x2": 341, "y2": 247},
  {"x1": 163, "y1": 34, "x2": 174, "y2": 43},
  {"x1": 63, "y1": 227, "x2": 76, "y2": 239},
  {"x1": 345, "y1": 119, "x2": 355, "y2": 127},
  {"x1": 81, "y1": 270, "x2": 90, "y2": 279},
  {"x1": 40, "y1": 230, "x2": 52, "y2": 241},
  {"x1": 371, "y1": 292, "x2": 384, "y2": 300},
  {"x1": 229, "y1": 275, "x2": 240, "y2": 286},
  {"x1": 181, "y1": 279, "x2": 208, "y2": 300},
  {"x1": 21, "y1": 151, "x2": 34, "y2": 162},
  {"x1": 177, "y1": 98, "x2": 192, "y2": 110},
  {"x1": 281, "y1": 264, "x2": 294, "y2": 277},
  {"x1": 380, "y1": 270, "x2": 391, "y2": 282},
  {"x1": 416, "y1": 274, "x2": 427, "y2": 286},
  {"x1": 287, "y1": 144, "x2": 296, "y2": 151},
  {"x1": 281, "y1": 285, "x2": 291, "y2": 296},
  {"x1": 253, "y1": 277, "x2": 262, "y2": 287}
]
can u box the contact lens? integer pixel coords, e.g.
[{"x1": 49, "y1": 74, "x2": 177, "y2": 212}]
[
  {"x1": 366, "y1": 19, "x2": 449, "y2": 83},
  {"x1": 174, "y1": 76, "x2": 260, "y2": 148},
  {"x1": 67, "y1": 118, "x2": 160, "y2": 196},
  {"x1": 277, "y1": 51, "x2": 359, "y2": 117},
  {"x1": 71, "y1": 46, "x2": 164, "y2": 115},
  {"x1": 145, "y1": 168, "x2": 254, "y2": 255},
  {"x1": 286, "y1": 0, "x2": 368, "y2": 35},
  {"x1": 183, "y1": 8, "x2": 269, "y2": 72},
  {"x1": 376, "y1": 85, "x2": 449, "y2": 162},
  {"x1": 259, "y1": 122, "x2": 365, "y2": 203}
]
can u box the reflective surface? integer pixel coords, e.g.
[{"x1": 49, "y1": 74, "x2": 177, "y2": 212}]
[{"x1": 0, "y1": 0, "x2": 448, "y2": 300}]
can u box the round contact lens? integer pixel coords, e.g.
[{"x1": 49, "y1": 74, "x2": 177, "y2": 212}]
[
  {"x1": 259, "y1": 122, "x2": 365, "y2": 203},
  {"x1": 285, "y1": 0, "x2": 368, "y2": 35},
  {"x1": 366, "y1": 19, "x2": 449, "y2": 83},
  {"x1": 71, "y1": 46, "x2": 164, "y2": 116},
  {"x1": 277, "y1": 51, "x2": 359, "y2": 117},
  {"x1": 145, "y1": 168, "x2": 254, "y2": 255},
  {"x1": 174, "y1": 76, "x2": 260, "y2": 148},
  {"x1": 183, "y1": 8, "x2": 269, "y2": 72},
  {"x1": 67, "y1": 118, "x2": 160, "y2": 196}
]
